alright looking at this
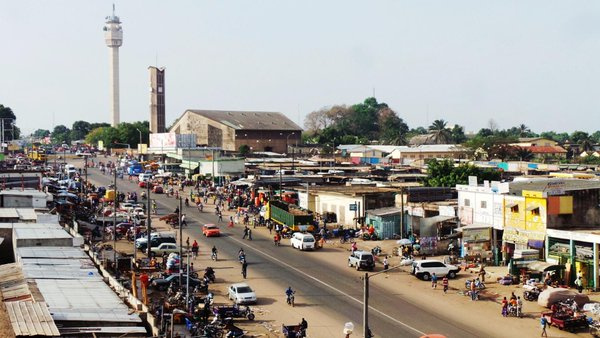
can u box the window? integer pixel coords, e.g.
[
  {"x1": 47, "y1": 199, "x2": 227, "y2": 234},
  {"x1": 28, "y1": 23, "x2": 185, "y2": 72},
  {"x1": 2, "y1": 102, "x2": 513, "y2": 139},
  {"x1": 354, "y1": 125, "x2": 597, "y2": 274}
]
[
  {"x1": 480, "y1": 201, "x2": 487, "y2": 209},
  {"x1": 464, "y1": 199, "x2": 470, "y2": 207},
  {"x1": 511, "y1": 205, "x2": 519, "y2": 213}
]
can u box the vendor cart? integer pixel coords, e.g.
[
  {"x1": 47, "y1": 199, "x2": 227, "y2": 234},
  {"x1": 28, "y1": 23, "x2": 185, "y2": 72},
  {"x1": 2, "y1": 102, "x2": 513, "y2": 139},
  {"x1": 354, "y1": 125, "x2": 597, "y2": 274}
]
[
  {"x1": 542, "y1": 311, "x2": 588, "y2": 332},
  {"x1": 282, "y1": 324, "x2": 306, "y2": 338}
]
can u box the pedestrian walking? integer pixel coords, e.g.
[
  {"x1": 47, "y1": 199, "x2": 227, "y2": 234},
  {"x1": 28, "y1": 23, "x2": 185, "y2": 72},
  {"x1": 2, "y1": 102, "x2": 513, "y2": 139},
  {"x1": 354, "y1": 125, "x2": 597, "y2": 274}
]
[
  {"x1": 383, "y1": 256, "x2": 389, "y2": 271},
  {"x1": 540, "y1": 315, "x2": 548, "y2": 337},
  {"x1": 501, "y1": 297, "x2": 508, "y2": 317},
  {"x1": 575, "y1": 276, "x2": 583, "y2": 293},
  {"x1": 442, "y1": 276, "x2": 449, "y2": 293},
  {"x1": 218, "y1": 212, "x2": 223, "y2": 223},
  {"x1": 242, "y1": 226, "x2": 249, "y2": 239},
  {"x1": 470, "y1": 278, "x2": 477, "y2": 301},
  {"x1": 241, "y1": 261, "x2": 248, "y2": 279},
  {"x1": 431, "y1": 273, "x2": 438, "y2": 289},
  {"x1": 248, "y1": 229, "x2": 252, "y2": 240},
  {"x1": 181, "y1": 214, "x2": 187, "y2": 226}
]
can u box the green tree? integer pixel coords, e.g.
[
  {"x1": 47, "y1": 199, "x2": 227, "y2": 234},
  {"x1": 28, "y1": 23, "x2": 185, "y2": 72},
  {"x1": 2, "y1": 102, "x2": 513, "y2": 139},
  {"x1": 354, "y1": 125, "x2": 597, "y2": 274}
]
[
  {"x1": 70, "y1": 121, "x2": 92, "y2": 141},
  {"x1": 451, "y1": 125, "x2": 467, "y2": 144},
  {"x1": 52, "y1": 125, "x2": 71, "y2": 144},
  {"x1": 349, "y1": 97, "x2": 383, "y2": 139},
  {"x1": 378, "y1": 107, "x2": 409, "y2": 145},
  {"x1": 515, "y1": 147, "x2": 534, "y2": 161},
  {"x1": 428, "y1": 119, "x2": 452, "y2": 144},
  {"x1": 0, "y1": 104, "x2": 19, "y2": 141},
  {"x1": 425, "y1": 159, "x2": 501, "y2": 187},
  {"x1": 518, "y1": 124, "x2": 531, "y2": 137},
  {"x1": 238, "y1": 144, "x2": 250, "y2": 155},
  {"x1": 33, "y1": 129, "x2": 51, "y2": 138}
]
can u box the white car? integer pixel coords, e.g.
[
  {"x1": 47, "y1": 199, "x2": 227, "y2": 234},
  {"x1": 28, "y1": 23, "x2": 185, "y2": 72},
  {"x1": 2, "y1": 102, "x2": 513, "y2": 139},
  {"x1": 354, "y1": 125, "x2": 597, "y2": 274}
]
[
  {"x1": 290, "y1": 232, "x2": 315, "y2": 251},
  {"x1": 228, "y1": 283, "x2": 257, "y2": 305},
  {"x1": 411, "y1": 260, "x2": 460, "y2": 281}
]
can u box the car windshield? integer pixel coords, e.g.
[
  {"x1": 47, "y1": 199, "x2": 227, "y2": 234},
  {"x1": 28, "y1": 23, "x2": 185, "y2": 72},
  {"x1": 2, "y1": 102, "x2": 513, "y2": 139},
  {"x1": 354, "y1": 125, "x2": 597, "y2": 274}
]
[
  {"x1": 206, "y1": 225, "x2": 217, "y2": 229},
  {"x1": 237, "y1": 286, "x2": 253, "y2": 293},
  {"x1": 303, "y1": 237, "x2": 315, "y2": 242}
]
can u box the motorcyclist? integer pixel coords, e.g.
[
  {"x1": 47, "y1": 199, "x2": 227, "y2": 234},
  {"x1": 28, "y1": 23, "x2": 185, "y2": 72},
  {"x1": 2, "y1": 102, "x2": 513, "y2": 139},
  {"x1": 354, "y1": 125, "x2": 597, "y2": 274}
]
[
  {"x1": 141, "y1": 191, "x2": 147, "y2": 200},
  {"x1": 211, "y1": 246, "x2": 218, "y2": 260}
]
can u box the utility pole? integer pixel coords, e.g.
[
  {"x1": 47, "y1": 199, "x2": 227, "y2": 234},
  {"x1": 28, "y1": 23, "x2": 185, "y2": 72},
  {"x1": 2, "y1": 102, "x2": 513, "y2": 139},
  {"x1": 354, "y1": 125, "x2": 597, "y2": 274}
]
[
  {"x1": 363, "y1": 272, "x2": 369, "y2": 338},
  {"x1": 178, "y1": 197, "x2": 183, "y2": 286},
  {"x1": 84, "y1": 155, "x2": 88, "y2": 195},
  {"x1": 279, "y1": 163, "x2": 283, "y2": 199},
  {"x1": 400, "y1": 187, "x2": 405, "y2": 236},
  {"x1": 146, "y1": 182, "x2": 152, "y2": 257}
]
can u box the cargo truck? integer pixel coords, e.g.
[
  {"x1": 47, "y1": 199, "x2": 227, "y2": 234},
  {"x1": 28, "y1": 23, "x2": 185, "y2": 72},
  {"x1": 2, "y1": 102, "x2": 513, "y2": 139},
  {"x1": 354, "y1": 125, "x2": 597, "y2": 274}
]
[{"x1": 267, "y1": 200, "x2": 315, "y2": 232}]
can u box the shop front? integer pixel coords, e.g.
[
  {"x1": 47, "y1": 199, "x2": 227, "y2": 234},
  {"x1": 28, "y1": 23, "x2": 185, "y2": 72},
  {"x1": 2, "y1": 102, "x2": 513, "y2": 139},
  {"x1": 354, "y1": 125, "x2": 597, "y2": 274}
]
[
  {"x1": 460, "y1": 225, "x2": 493, "y2": 264},
  {"x1": 546, "y1": 228, "x2": 600, "y2": 291}
]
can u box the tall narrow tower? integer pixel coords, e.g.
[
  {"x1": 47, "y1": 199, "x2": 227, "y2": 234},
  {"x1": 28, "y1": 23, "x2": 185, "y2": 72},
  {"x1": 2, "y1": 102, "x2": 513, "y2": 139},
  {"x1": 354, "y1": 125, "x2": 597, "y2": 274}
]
[
  {"x1": 103, "y1": 5, "x2": 123, "y2": 127},
  {"x1": 149, "y1": 66, "x2": 166, "y2": 133}
]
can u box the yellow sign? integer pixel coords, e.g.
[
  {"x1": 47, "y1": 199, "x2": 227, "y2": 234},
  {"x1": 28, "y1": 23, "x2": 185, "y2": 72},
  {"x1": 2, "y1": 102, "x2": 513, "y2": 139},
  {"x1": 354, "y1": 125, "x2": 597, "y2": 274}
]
[
  {"x1": 98, "y1": 140, "x2": 104, "y2": 151},
  {"x1": 522, "y1": 190, "x2": 544, "y2": 198}
]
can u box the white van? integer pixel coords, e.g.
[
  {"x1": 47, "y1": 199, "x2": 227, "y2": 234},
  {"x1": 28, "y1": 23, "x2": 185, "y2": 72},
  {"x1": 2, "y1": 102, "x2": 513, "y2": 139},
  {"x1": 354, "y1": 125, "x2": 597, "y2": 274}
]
[{"x1": 290, "y1": 232, "x2": 316, "y2": 251}]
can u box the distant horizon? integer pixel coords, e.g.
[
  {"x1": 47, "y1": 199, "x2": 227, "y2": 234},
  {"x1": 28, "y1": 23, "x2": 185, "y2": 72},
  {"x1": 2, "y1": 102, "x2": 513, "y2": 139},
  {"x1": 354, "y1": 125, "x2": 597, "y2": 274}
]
[{"x1": 2, "y1": 1, "x2": 599, "y2": 135}]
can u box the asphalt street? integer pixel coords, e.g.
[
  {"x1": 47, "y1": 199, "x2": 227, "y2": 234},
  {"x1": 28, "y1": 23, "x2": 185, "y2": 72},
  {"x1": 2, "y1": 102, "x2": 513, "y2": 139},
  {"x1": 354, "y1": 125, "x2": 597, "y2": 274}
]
[{"x1": 82, "y1": 160, "x2": 486, "y2": 338}]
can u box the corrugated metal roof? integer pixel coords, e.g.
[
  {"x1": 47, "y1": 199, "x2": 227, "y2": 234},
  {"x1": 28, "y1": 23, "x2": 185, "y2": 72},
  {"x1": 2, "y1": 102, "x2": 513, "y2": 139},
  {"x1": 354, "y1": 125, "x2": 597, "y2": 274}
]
[
  {"x1": 6, "y1": 301, "x2": 60, "y2": 336},
  {"x1": 0, "y1": 263, "x2": 31, "y2": 302},
  {"x1": 187, "y1": 109, "x2": 302, "y2": 131},
  {"x1": 17, "y1": 247, "x2": 87, "y2": 259},
  {"x1": 0, "y1": 208, "x2": 19, "y2": 218}
]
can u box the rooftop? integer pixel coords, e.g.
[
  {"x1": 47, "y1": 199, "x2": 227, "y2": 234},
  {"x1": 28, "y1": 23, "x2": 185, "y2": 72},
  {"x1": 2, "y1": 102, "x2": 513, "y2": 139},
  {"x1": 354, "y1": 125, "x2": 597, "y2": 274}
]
[
  {"x1": 186, "y1": 109, "x2": 302, "y2": 131},
  {"x1": 508, "y1": 178, "x2": 600, "y2": 195}
]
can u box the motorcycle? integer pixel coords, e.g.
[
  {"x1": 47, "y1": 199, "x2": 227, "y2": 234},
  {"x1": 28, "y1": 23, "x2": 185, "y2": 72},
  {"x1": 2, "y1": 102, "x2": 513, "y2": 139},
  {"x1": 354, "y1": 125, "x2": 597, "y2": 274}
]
[
  {"x1": 371, "y1": 246, "x2": 382, "y2": 256},
  {"x1": 507, "y1": 304, "x2": 523, "y2": 318},
  {"x1": 239, "y1": 254, "x2": 246, "y2": 264},
  {"x1": 204, "y1": 267, "x2": 216, "y2": 283},
  {"x1": 465, "y1": 279, "x2": 486, "y2": 290},
  {"x1": 590, "y1": 319, "x2": 600, "y2": 337},
  {"x1": 523, "y1": 287, "x2": 542, "y2": 301}
]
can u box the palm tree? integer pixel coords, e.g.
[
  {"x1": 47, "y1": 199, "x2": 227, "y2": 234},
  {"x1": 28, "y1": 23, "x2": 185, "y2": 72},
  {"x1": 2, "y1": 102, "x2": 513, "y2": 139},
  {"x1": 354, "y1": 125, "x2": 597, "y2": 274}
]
[
  {"x1": 428, "y1": 119, "x2": 452, "y2": 144},
  {"x1": 515, "y1": 147, "x2": 534, "y2": 161},
  {"x1": 580, "y1": 138, "x2": 594, "y2": 152},
  {"x1": 518, "y1": 124, "x2": 531, "y2": 137}
]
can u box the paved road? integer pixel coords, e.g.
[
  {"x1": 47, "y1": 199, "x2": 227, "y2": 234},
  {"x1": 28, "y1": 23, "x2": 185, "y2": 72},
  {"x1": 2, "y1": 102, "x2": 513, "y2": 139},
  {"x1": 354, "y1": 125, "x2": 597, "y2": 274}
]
[{"x1": 83, "y1": 161, "x2": 485, "y2": 338}]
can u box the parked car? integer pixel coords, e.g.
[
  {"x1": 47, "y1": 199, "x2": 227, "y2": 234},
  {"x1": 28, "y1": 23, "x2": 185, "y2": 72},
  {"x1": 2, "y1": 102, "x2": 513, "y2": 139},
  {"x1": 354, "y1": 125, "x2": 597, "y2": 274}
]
[
  {"x1": 348, "y1": 251, "x2": 375, "y2": 271},
  {"x1": 138, "y1": 181, "x2": 152, "y2": 188},
  {"x1": 228, "y1": 283, "x2": 257, "y2": 305},
  {"x1": 411, "y1": 260, "x2": 460, "y2": 281},
  {"x1": 137, "y1": 236, "x2": 177, "y2": 251},
  {"x1": 202, "y1": 224, "x2": 221, "y2": 237},
  {"x1": 151, "y1": 274, "x2": 202, "y2": 291},
  {"x1": 153, "y1": 185, "x2": 164, "y2": 194},
  {"x1": 150, "y1": 243, "x2": 181, "y2": 257},
  {"x1": 290, "y1": 232, "x2": 315, "y2": 250}
]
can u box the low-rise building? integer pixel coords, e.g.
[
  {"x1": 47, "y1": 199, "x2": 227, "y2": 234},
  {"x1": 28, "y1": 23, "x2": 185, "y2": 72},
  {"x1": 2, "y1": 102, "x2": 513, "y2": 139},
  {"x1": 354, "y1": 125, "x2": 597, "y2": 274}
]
[{"x1": 387, "y1": 144, "x2": 469, "y2": 165}]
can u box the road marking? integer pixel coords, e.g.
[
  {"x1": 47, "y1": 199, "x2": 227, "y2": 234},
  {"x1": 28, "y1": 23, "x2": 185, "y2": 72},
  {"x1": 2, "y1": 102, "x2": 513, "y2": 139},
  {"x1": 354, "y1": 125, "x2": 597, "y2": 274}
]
[{"x1": 227, "y1": 236, "x2": 426, "y2": 336}]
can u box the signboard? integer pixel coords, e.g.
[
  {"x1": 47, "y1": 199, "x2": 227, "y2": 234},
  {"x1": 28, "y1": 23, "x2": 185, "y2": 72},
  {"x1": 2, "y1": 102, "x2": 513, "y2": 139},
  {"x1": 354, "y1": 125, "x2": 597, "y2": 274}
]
[
  {"x1": 150, "y1": 133, "x2": 177, "y2": 148},
  {"x1": 98, "y1": 140, "x2": 104, "y2": 151},
  {"x1": 463, "y1": 227, "x2": 491, "y2": 243},
  {"x1": 349, "y1": 203, "x2": 357, "y2": 211},
  {"x1": 407, "y1": 206, "x2": 424, "y2": 217},
  {"x1": 438, "y1": 205, "x2": 456, "y2": 217},
  {"x1": 468, "y1": 176, "x2": 478, "y2": 187},
  {"x1": 545, "y1": 181, "x2": 565, "y2": 196}
]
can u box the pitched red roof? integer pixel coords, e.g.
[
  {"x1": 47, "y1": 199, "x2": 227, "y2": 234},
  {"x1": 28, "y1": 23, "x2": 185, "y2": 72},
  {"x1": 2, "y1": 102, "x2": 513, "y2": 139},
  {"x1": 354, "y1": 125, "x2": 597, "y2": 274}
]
[{"x1": 524, "y1": 145, "x2": 567, "y2": 154}]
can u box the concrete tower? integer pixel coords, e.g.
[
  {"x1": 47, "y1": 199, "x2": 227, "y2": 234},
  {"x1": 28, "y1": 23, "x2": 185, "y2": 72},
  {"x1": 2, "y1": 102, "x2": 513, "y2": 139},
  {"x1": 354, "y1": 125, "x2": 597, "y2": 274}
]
[
  {"x1": 103, "y1": 5, "x2": 123, "y2": 127},
  {"x1": 149, "y1": 66, "x2": 166, "y2": 133}
]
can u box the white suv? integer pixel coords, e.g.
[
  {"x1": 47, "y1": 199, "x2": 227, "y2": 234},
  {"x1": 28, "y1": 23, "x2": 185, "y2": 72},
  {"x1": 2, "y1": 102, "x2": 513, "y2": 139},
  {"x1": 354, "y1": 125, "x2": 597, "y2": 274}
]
[{"x1": 411, "y1": 260, "x2": 459, "y2": 281}]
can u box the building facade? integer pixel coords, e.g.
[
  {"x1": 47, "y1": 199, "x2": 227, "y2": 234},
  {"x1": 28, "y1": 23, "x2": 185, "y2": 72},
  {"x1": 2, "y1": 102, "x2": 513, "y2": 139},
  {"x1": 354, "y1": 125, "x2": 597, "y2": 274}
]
[{"x1": 169, "y1": 110, "x2": 301, "y2": 153}]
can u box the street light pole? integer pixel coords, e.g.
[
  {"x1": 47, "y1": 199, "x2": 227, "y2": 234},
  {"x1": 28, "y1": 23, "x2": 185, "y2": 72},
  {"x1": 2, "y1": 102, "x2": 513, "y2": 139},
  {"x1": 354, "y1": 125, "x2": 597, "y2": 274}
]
[
  {"x1": 178, "y1": 197, "x2": 183, "y2": 286},
  {"x1": 146, "y1": 181, "x2": 152, "y2": 258},
  {"x1": 361, "y1": 265, "x2": 403, "y2": 337}
]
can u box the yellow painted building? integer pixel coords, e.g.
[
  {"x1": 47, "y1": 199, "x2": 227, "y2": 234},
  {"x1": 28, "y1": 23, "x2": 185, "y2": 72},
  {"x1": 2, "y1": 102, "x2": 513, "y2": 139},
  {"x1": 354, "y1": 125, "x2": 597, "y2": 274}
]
[{"x1": 503, "y1": 191, "x2": 547, "y2": 250}]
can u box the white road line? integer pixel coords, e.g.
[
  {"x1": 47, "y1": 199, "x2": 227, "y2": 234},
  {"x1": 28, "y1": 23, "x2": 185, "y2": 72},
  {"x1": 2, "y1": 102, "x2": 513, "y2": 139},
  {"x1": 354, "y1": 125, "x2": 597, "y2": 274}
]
[{"x1": 227, "y1": 236, "x2": 426, "y2": 336}]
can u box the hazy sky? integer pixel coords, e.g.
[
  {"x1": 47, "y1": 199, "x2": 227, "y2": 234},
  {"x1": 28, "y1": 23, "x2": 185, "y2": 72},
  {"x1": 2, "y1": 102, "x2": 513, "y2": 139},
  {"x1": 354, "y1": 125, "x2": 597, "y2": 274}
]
[{"x1": 2, "y1": 1, "x2": 599, "y2": 135}]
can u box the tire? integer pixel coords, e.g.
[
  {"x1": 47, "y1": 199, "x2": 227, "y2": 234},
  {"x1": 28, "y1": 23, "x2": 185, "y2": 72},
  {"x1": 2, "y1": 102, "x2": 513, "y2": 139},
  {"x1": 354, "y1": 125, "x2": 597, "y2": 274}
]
[
  {"x1": 215, "y1": 331, "x2": 223, "y2": 338},
  {"x1": 247, "y1": 313, "x2": 255, "y2": 321},
  {"x1": 422, "y1": 273, "x2": 431, "y2": 281},
  {"x1": 447, "y1": 271, "x2": 457, "y2": 279},
  {"x1": 348, "y1": 260, "x2": 352, "y2": 267},
  {"x1": 356, "y1": 264, "x2": 360, "y2": 271}
]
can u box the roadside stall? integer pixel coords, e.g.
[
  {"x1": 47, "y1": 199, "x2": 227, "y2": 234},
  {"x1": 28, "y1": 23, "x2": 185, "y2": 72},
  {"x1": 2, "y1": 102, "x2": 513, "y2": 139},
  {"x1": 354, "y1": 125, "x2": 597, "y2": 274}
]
[{"x1": 460, "y1": 225, "x2": 493, "y2": 264}]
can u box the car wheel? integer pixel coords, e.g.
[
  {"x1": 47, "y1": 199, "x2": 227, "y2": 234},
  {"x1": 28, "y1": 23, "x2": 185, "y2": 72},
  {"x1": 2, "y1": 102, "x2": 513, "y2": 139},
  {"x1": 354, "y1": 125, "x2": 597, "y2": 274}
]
[
  {"x1": 348, "y1": 260, "x2": 352, "y2": 267},
  {"x1": 247, "y1": 313, "x2": 255, "y2": 321},
  {"x1": 448, "y1": 271, "x2": 457, "y2": 279},
  {"x1": 422, "y1": 273, "x2": 431, "y2": 281},
  {"x1": 356, "y1": 264, "x2": 360, "y2": 271}
]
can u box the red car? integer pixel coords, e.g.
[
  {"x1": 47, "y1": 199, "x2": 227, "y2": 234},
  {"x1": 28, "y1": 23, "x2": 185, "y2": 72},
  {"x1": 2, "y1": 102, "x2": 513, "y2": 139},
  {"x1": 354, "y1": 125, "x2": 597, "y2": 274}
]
[
  {"x1": 152, "y1": 185, "x2": 164, "y2": 194},
  {"x1": 202, "y1": 224, "x2": 220, "y2": 237},
  {"x1": 138, "y1": 181, "x2": 149, "y2": 188}
]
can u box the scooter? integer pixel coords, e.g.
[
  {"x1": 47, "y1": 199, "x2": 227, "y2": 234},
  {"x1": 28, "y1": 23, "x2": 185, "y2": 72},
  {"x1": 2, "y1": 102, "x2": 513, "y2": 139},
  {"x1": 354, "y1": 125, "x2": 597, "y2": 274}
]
[{"x1": 523, "y1": 287, "x2": 542, "y2": 301}]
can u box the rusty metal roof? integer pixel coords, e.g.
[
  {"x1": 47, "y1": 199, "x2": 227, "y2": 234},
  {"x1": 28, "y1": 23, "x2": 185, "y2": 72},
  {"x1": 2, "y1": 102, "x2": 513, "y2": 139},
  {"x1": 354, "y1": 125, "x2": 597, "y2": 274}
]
[
  {"x1": 5, "y1": 301, "x2": 60, "y2": 336},
  {"x1": 186, "y1": 109, "x2": 302, "y2": 131}
]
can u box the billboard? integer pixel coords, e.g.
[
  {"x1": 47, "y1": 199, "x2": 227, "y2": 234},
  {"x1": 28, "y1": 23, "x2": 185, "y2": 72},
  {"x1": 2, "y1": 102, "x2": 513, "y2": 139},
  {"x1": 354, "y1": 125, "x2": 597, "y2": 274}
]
[{"x1": 150, "y1": 133, "x2": 196, "y2": 149}]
